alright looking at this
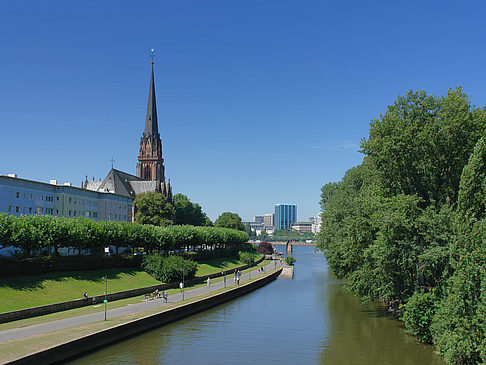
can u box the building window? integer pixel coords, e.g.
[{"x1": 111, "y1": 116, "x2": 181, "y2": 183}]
[
  {"x1": 74, "y1": 211, "x2": 77, "y2": 217},
  {"x1": 16, "y1": 206, "x2": 20, "y2": 213},
  {"x1": 56, "y1": 196, "x2": 59, "y2": 201},
  {"x1": 8, "y1": 206, "x2": 12, "y2": 212},
  {"x1": 56, "y1": 209, "x2": 59, "y2": 215},
  {"x1": 69, "y1": 197, "x2": 72, "y2": 204},
  {"x1": 30, "y1": 193, "x2": 33, "y2": 199},
  {"x1": 69, "y1": 210, "x2": 72, "y2": 216},
  {"x1": 29, "y1": 207, "x2": 33, "y2": 213},
  {"x1": 93, "y1": 212, "x2": 98, "y2": 218},
  {"x1": 16, "y1": 192, "x2": 20, "y2": 198}
]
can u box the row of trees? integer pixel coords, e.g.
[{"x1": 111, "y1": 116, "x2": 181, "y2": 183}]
[
  {"x1": 0, "y1": 213, "x2": 249, "y2": 258},
  {"x1": 317, "y1": 88, "x2": 486, "y2": 364},
  {"x1": 134, "y1": 193, "x2": 213, "y2": 227},
  {"x1": 134, "y1": 192, "x2": 246, "y2": 232}
]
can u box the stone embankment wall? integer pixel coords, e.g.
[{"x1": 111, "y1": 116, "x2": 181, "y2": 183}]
[
  {"x1": 6, "y1": 268, "x2": 282, "y2": 365},
  {"x1": 0, "y1": 256, "x2": 264, "y2": 324}
]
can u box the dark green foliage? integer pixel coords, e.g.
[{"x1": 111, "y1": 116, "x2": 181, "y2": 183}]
[
  {"x1": 402, "y1": 290, "x2": 439, "y2": 343},
  {"x1": 285, "y1": 256, "x2": 296, "y2": 266},
  {"x1": 214, "y1": 212, "x2": 245, "y2": 231},
  {"x1": 0, "y1": 255, "x2": 142, "y2": 277},
  {"x1": 0, "y1": 214, "x2": 248, "y2": 277},
  {"x1": 173, "y1": 193, "x2": 212, "y2": 226},
  {"x1": 317, "y1": 88, "x2": 486, "y2": 363},
  {"x1": 142, "y1": 254, "x2": 197, "y2": 283},
  {"x1": 238, "y1": 250, "x2": 257, "y2": 266},
  {"x1": 134, "y1": 192, "x2": 175, "y2": 227}
]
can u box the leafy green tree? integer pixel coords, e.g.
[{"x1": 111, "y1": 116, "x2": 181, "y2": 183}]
[
  {"x1": 134, "y1": 192, "x2": 175, "y2": 227},
  {"x1": 173, "y1": 193, "x2": 211, "y2": 226},
  {"x1": 360, "y1": 88, "x2": 485, "y2": 205},
  {"x1": 431, "y1": 137, "x2": 486, "y2": 363},
  {"x1": 214, "y1": 212, "x2": 245, "y2": 231}
]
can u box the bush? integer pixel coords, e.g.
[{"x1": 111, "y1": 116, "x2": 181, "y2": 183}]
[
  {"x1": 285, "y1": 256, "x2": 296, "y2": 265},
  {"x1": 239, "y1": 250, "x2": 257, "y2": 266},
  {"x1": 142, "y1": 254, "x2": 197, "y2": 283},
  {"x1": 402, "y1": 290, "x2": 439, "y2": 343},
  {"x1": 257, "y1": 242, "x2": 273, "y2": 255},
  {"x1": 0, "y1": 255, "x2": 142, "y2": 277}
]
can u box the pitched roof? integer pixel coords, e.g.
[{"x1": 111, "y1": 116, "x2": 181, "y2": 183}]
[{"x1": 97, "y1": 169, "x2": 144, "y2": 198}]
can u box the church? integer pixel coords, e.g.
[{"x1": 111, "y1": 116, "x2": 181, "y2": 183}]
[{"x1": 84, "y1": 60, "x2": 173, "y2": 220}]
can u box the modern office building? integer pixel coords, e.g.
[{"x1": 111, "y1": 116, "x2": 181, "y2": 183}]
[
  {"x1": 253, "y1": 216, "x2": 264, "y2": 224},
  {"x1": 263, "y1": 213, "x2": 274, "y2": 229},
  {"x1": 274, "y1": 204, "x2": 297, "y2": 230}
]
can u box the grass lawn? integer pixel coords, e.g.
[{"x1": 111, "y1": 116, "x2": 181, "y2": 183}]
[{"x1": 0, "y1": 255, "x2": 263, "y2": 313}]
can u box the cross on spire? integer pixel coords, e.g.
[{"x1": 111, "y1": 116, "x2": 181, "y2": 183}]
[
  {"x1": 110, "y1": 158, "x2": 115, "y2": 169},
  {"x1": 150, "y1": 48, "x2": 156, "y2": 64}
]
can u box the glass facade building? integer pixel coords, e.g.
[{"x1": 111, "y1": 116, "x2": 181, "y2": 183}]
[{"x1": 274, "y1": 204, "x2": 297, "y2": 230}]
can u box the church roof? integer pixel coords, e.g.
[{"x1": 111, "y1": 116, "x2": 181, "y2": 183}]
[
  {"x1": 97, "y1": 169, "x2": 144, "y2": 198},
  {"x1": 143, "y1": 63, "x2": 159, "y2": 138}
]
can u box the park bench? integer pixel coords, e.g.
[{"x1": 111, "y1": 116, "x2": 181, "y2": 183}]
[{"x1": 144, "y1": 292, "x2": 156, "y2": 301}]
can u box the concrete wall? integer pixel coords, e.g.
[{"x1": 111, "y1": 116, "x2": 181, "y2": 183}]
[
  {"x1": 6, "y1": 268, "x2": 281, "y2": 365},
  {"x1": 0, "y1": 256, "x2": 265, "y2": 324}
]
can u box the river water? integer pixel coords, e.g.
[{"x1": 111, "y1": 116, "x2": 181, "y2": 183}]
[{"x1": 68, "y1": 246, "x2": 444, "y2": 365}]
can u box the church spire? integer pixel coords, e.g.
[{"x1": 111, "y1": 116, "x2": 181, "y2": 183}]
[{"x1": 144, "y1": 60, "x2": 158, "y2": 138}]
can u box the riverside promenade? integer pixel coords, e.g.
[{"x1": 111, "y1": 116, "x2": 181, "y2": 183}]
[{"x1": 0, "y1": 260, "x2": 283, "y2": 364}]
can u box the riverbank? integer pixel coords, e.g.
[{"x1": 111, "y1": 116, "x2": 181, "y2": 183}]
[{"x1": 0, "y1": 263, "x2": 282, "y2": 364}]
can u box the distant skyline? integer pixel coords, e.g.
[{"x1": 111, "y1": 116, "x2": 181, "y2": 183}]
[{"x1": 1, "y1": 1, "x2": 485, "y2": 222}]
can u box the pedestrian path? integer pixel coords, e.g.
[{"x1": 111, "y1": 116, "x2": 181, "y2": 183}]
[{"x1": 0, "y1": 261, "x2": 282, "y2": 343}]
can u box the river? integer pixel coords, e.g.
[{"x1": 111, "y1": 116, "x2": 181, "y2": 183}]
[{"x1": 68, "y1": 246, "x2": 444, "y2": 364}]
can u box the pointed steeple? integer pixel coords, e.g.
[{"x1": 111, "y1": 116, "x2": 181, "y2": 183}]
[{"x1": 144, "y1": 62, "x2": 158, "y2": 137}]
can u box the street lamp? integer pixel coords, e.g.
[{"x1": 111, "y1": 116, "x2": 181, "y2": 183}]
[
  {"x1": 181, "y1": 266, "x2": 185, "y2": 301},
  {"x1": 104, "y1": 275, "x2": 107, "y2": 321},
  {"x1": 222, "y1": 261, "x2": 227, "y2": 288}
]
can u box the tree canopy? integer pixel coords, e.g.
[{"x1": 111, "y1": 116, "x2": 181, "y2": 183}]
[
  {"x1": 214, "y1": 212, "x2": 245, "y2": 231},
  {"x1": 173, "y1": 193, "x2": 212, "y2": 226},
  {"x1": 317, "y1": 87, "x2": 486, "y2": 363},
  {"x1": 134, "y1": 192, "x2": 175, "y2": 227}
]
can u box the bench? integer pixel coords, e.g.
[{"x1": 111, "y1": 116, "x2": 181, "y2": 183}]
[{"x1": 144, "y1": 293, "x2": 156, "y2": 301}]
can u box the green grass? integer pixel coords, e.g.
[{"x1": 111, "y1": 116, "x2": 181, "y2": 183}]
[
  {"x1": 0, "y1": 268, "x2": 162, "y2": 313},
  {"x1": 0, "y1": 255, "x2": 264, "y2": 313}
]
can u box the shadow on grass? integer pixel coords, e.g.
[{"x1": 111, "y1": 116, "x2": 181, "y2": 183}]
[{"x1": 0, "y1": 268, "x2": 140, "y2": 291}]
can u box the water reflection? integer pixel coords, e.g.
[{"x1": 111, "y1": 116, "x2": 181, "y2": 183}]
[{"x1": 68, "y1": 246, "x2": 444, "y2": 365}]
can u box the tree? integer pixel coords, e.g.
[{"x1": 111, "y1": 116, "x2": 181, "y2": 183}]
[
  {"x1": 134, "y1": 192, "x2": 175, "y2": 227},
  {"x1": 173, "y1": 193, "x2": 211, "y2": 226},
  {"x1": 214, "y1": 212, "x2": 245, "y2": 231}
]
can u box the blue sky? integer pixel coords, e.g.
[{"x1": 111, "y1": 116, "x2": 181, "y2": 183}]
[{"x1": 1, "y1": 1, "x2": 485, "y2": 222}]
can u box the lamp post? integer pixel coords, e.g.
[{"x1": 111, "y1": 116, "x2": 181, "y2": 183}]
[
  {"x1": 222, "y1": 261, "x2": 227, "y2": 288},
  {"x1": 181, "y1": 266, "x2": 185, "y2": 301},
  {"x1": 104, "y1": 275, "x2": 107, "y2": 321}
]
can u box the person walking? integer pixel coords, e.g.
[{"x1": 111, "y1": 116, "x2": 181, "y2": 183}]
[
  {"x1": 179, "y1": 281, "x2": 184, "y2": 293},
  {"x1": 207, "y1": 276, "x2": 211, "y2": 286},
  {"x1": 163, "y1": 290, "x2": 168, "y2": 303}
]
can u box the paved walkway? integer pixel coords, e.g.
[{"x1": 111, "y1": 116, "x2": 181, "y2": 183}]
[{"x1": 0, "y1": 261, "x2": 282, "y2": 343}]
